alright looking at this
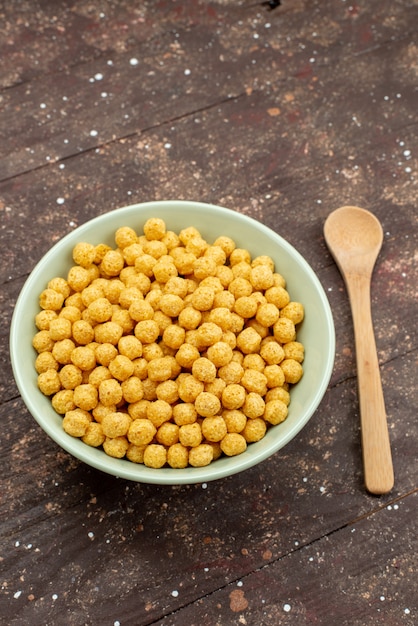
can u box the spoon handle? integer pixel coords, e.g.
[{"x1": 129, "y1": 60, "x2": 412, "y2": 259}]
[{"x1": 345, "y1": 273, "x2": 394, "y2": 495}]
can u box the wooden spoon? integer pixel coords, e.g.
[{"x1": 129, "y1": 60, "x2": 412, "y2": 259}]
[{"x1": 324, "y1": 206, "x2": 394, "y2": 495}]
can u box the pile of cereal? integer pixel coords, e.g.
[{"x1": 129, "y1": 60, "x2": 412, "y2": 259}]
[{"x1": 33, "y1": 217, "x2": 304, "y2": 469}]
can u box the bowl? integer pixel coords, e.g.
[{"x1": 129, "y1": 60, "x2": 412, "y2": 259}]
[{"x1": 10, "y1": 200, "x2": 335, "y2": 484}]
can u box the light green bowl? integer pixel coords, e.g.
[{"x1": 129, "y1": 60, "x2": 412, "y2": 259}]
[{"x1": 10, "y1": 201, "x2": 335, "y2": 484}]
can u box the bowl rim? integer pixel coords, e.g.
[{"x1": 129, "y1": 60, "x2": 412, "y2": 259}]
[{"x1": 10, "y1": 200, "x2": 335, "y2": 484}]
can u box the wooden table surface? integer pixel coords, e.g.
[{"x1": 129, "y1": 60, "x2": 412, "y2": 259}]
[{"x1": 1, "y1": 1, "x2": 417, "y2": 625}]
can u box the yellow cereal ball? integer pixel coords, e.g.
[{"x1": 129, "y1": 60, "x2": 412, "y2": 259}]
[
  {"x1": 147, "y1": 399, "x2": 172, "y2": 427},
  {"x1": 221, "y1": 384, "x2": 246, "y2": 410},
  {"x1": 167, "y1": 443, "x2": 189, "y2": 469},
  {"x1": 64, "y1": 292, "x2": 84, "y2": 310},
  {"x1": 192, "y1": 357, "x2": 217, "y2": 383},
  {"x1": 194, "y1": 392, "x2": 221, "y2": 418},
  {"x1": 87, "y1": 265, "x2": 100, "y2": 282},
  {"x1": 35, "y1": 309, "x2": 58, "y2": 331},
  {"x1": 72, "y1": 242, "x2": 96, "y2": 268},
  {"x1": 143, "y1": 239, "x2": 167, "y2": 259},
  {"x1": 111, "y1": 308, "x2": 135, "y2": 334},
  {"x1": 73, "y1": 383, "x2": 98, "y2": 411},
  {"x1": 156, "y1": 422, "x2": 179, "y2": 446},
  {"x1": 206, "y1": 341, "x2": 233, "y2": 367},
  {"x1": 100, "y1": 249, "x2": 125, "y2": 277},
  {"x1": 280, "y1": 359, "x2": 303, "y2": 384},
  {"x1": 59, "y1": 305, "x2": 82, "y2": 324},
  {"x1": 264, "y1": 364, "x2": 286, "y2": 388},
  {"x1": 220, "y1": 432, "x2": 247, "y2": 456},
  {"x1": 35, "y1": 351, "x2": 59, "y2": 374},
  {"x1": 264, "y1": 399, "x2": 288, "y2": 425},
  {"x1": 92, "y1": 401, "x2": 116, "y2": 423},
  {"x1": 178, "y1": 306, "x2": 202, "y2": 330},
  {"x1": 260, "y1": 339, "x2": 285, "y2": 365},
  {"x1": 94, "y1": 243, "x2": 112, "y2": 264},
  {"x1": 39, "y1": 288, "x2": 64, "y2": 312},
  {"x1": 153, "y1": 311, "x2": 173, "y2": 335},
  {"x1": 94, "y1": 321, "x2": 124, "y2": 345},
  {"x1": 131, "y1": 357, "x2": 148, "y2": 380},
  {"x1": 115, "y1": 226, "x2": 138, "y2": 249},
  {"x1": 99, "y1": 378, "x2": 123, "y2": 406},
  {"x1": 87, "y1": 297, "x2": 113, "y2": 323},
  {"x1": 241, "y1": 369, "x2": 268, "y2": 395},
  {"x1": 103, "y1": 436, "x2": 129, "y2": 458},
  {"x1": 172, "y1": 250, "x2": 197, "y2": 275},
  {"x1": 108, "y1": 354, "x2": 135, "y2": 381},
  {"x1": 162, "y1": 230, "x2": 180, "y2": 250},
  {"x1": 82, "y1": 422, "x2": 105, "y2": 447},
  {"x1": 156, "y1": 380, "x2": 179, "y2": 404},
  {"x1": 126, "y1": 443, "x2": 147, "y2": 463},
  {"x1": 204, "y1": 245, "x2": 226, "y2": 266},
  {"x1": 185, "y1": 235, "x2": 207, "y2": 257},
  {"x1": 189, "y1": 444, "x2": 214, "y2": 467},
  {"x1": 134, "y1": 253, "x2": 156, "y2": 277},
  {"x1": 175, "y1": 343, "x2": 200, "y2": 369},
  {"x1": 142, "y1": 342, "x2": 164, "y2": 361},
  {"x1": 48, "y1": 277, "x2": 71, "y2": 299},
  {"x1": 264, "y1": 286, "x2": 290, "y2": 309},
  {"x1": 153, "y1": 260, "x2": 178, "y2": 283},
  {"x1": 201, "y1": 416, "x2": 227, "y2": 442},
  {"x1": 33, "y1": 330, "x2": 55, "y2": 353},
  {"x1": 273, "y1": 318, "x2": 296, "y2": 343},
  {"x1": 265, "y1": 386, "x2": 291, "y2": 406},
  {"x1": 190, "y1": 286, "x2": 215, "y2": 311},
  {"x1": 95, "y1": 342, "x2": 118, "y2": 366},
  {"x1": 101, "y1": 411, "x2": 131, "y2": 438},
  {"x1": 252, "y1": 255, "x2": 275, "y2": 270},
  {"x1": 116, "y1": 337, "x2": 142, "y2": 362},
  {"x1": 184, "y1": 329, "x2": 205, "y2": 351},
  {"x1": 143, "y1": 444, "x2": 167, "y2": 468},
  {"x1": 173, "y1": 403, "x2": 198, "y2": 427},
  {"x1": 164, "y1": 276, "x2": 188, "y2": 298},
  {"x1": 38, "y1": 369, "x2": 61, "y2": 396},
  {"x1": 51, "y1": 389, "x2": 75, "y2": 414},
  {"x1": 127, "y1": 399, "x2": 150, "y2": 420},
  {"x1": 246, "y1": 319, "x2": 270, "y2": 339},
  {"x1": 118, "y1": 286, "x2": 143, "y2": 309},
  {"x1": 242, "y1": 418, "x2": 267, "y2": 443},
  {"x1": 159, "y1": 293, "x2": 184, "y2": 317},
  {"x1": 228, "y1": 313, "x2": 245, "y2": 334},
  {"x1": 206, "y1": 307, "x2": 232, "y2": 331},
  {"x1": 280, "y1": 302, "x2": 304, "y2": 325},
  {"x1": 121, "y1": 376, "x2": 144, "y2": 403},
  {"x1": 67, "y1": 266, "x2": 91, "y2": 292},
  {"x1": 283, "y1": 341, "x2": 305, "y2": 363},
  {"x1": 134, "y1": 319, "x2": 160, "y2": 344},
  {"x1": 127, "y1": 300, "x2": 152, "y2": 323},
  {"x1": 221, "y1": 330, "x2": 237, "y2": 350},
  {"x1": 71, "y1": 346, "x2": 96, "y2": 371},
  {"x1": 231, "y1": 261, "x2": 252, "y2": 280},
  {"x1": 250, "y1": 265, "x2": 274, "y2": 290},
  {"x1": 161, "y1": 324, "x2": 185, "y2": 350},
  {"x1": 230, "y1": 248, "x2": 251, "y2": 266},
  {"x1": 243, "y1": 353, "x2": 267, "y2": 372},
  {"x1": 52, "y1": 339, "x2": 76, "y2": 364},
  {"x1": 127, "y1": 418, "x2": 156, "y2": 446},
  {"x1": 218, "y1": 361, "x2": 244, "y2": 385},
  {"x1": 233, "y1": 296, "x2": 257, "y2": 319},
  {"x1": 212, "y1": 235, "x2": 236, "y2": 257},
  {"x1": 242, "y1": 392, "x2": 265, "y2": 419},
  {"x1": 222, "y1": 409, "x2": 247, "y2": 433},
  {"x1": 179, "y1": 422, "x2": 202, "y2": 448},
  {"x1": 204, "y1": 377, "x2": 226, "y2": 399},
  {"x1": 143, "y1": 217, "x2": 166, "y2": 241},
  {"x1": 70, "y1": 320, "x2": 94, "y2": 345},
  {"x1": 122, "y1": 243, "x2": 144, "y2": 265},
  {"x1": 81, "y1": 283, "x2": 104, "y2": 307},
  {"x1": 228, "y1": 277, "x2": 253, "y2": 299},
  {"x1": 236, "y1": 327, "x2": 262, "y2": 355},
  {"x1": 196, "y1": 322, "x2": 222, "y2": 348},
  {"x1": 48, "y1": 317, "x2": 72, "y2": 341},
  {"x1": 63, "y1": 409, "x2": 91, "y2": 437},
  {"x1": 88, "y1": 366, "x2": 112, "y2": 388},
  {"x1": 256, "y1": 303, "x2": 280, "y2": 327},
  {"x1": 146, "y1": 356, "x2": 172, "y2": 382},
  {"x1": 59, "y1": 364, "x2": 83, "y2": 389},
  {"x1": 193, "y1": 256, "x2": 217, "y2": 281}
]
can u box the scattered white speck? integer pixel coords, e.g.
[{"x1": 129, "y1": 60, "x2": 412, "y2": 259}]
[
  {"x1": 265, "y1": 23, "x2": 271, "y2": 28},
  {"x1": 56, "y1": 197, "x2": 65, "y2": 205},
  {"x1": 101, "y1": 92, "x2": 108, "y2": 98},
  {"x1": 387, "y1": 505, "x2": 392, "y2": 510},
  {"x1": 283, "y1": 604, "x2": 291, "y2": 612},
  {"x1": 396, "y1": 93, "x2": 401, "y2": 98},
  {"x1": 94, "y1": 73, "x2": 103, "y2": 81},
  {"x1": 380, "y1": 595, "x2": 385, "y2": 601},
  {"x1": 127, "y1": 190, "x2": 132, "y2": 195},
  {"x1": 302, "y1": 477, "x2": 308, "y2": 482},
  {"x1": 319, "y1": 486, "x2": 326, "y2": 493},
  {"x1": 59, "y1": 163, "x2": 65, "y2": 169},
  {"x1": 26, "y1": 544, "x2": 33, "y2": 549},
  {"x1": 351, "y1": 528, "x2": 356, "y2": 533},
  {"x1": 405, "y1": 167, "x2": 412, "y2": 173},
  {"x1": 107, "y1": 60, "x2": 113, "y2": 66},
  {"x1": 15, "y1": 541, "x2": 20, "y2": 547},
  {"x1": 14, "y1": 591, "x2": 22, "y2": 599},
  {"x1": 100, "y1": 12, "x2": 105, "y2": 18},
  {"x1": 327, "y1": 287, "x2": 333, "y2": 292},
  {"x1": 46, "y1": 155, "x2": 51, "y2": 161},
  {"x1": 384, "y1": 95, "x2": 389, "y2": 101},
  {"x1": 253, "y1": 33, "x2": 259, "y2": 39},
  {"x1": 403, "y1": 150, "x2": 411, "y2": 157},
  {"x1": 52, "y1": 594, "x2": 58, "y2": 601},
  {"x1": 294, "y1": 541, "x2": 299, "y2": 546},
  {"x1": 90, "y1": 129, "x2": 98, "y2": 137},
  {"x1": 114, "y1": 622, "x2": 121, "y2": 626},
  {"x1": 171, "y1": 590, "x2": 179, "y2": 597},
  {"x1": 164, "y1": 142, "x2": 172, "y2": 149},
  {"x1": 64, "y1": 139, "x2": 69, "y2": 144},
  {"x1": 62, "y1": 96, "x2": 68, "y2": 101},
  {"x1": 237, "y1": 581, "x2": 243, "y2": 587},
  {"x1": 309, "y1": 556, "x2": 314, "y2": 562},
  {"x1": 184, "y1": 68, "x2": 191, "y2": 75},
  {"x1": 129, "y1": 58, "x2": 139, "y2": 66},
  {"x1": 40, "y1": 103, "x2": 47, "y2": 109},
  {"x1": 399, "y1": 141, "x2": 405, "y2": 146},
  {"x1": 88, "y1": 531, "x2": 94, "y2": 539},
  {"x1": 89, "y1": 77, "x2": 95, "y2": 83},
  {"x1": 309, "y1": 57, "x2": 316, "y2": 63},
  {"x1": 393, "y1": 504, "x2": 399, "y2": 510},
  {"x1": 204, "y1": 567, "x2": 209, "y2": 572},
  {"x1": 202, "y1": 483, "x2": 208, "y2": 489},
  {"x1": 404, "y1": 608, "x2": 411, "y2": 615},
  {"x1": 69, "y1": 221, "x2": 76, "y2": 227}
]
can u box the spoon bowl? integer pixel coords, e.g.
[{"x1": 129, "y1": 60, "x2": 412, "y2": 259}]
[{"x1": 324, "y1": 206, "x2": 394, "y2": 495}]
